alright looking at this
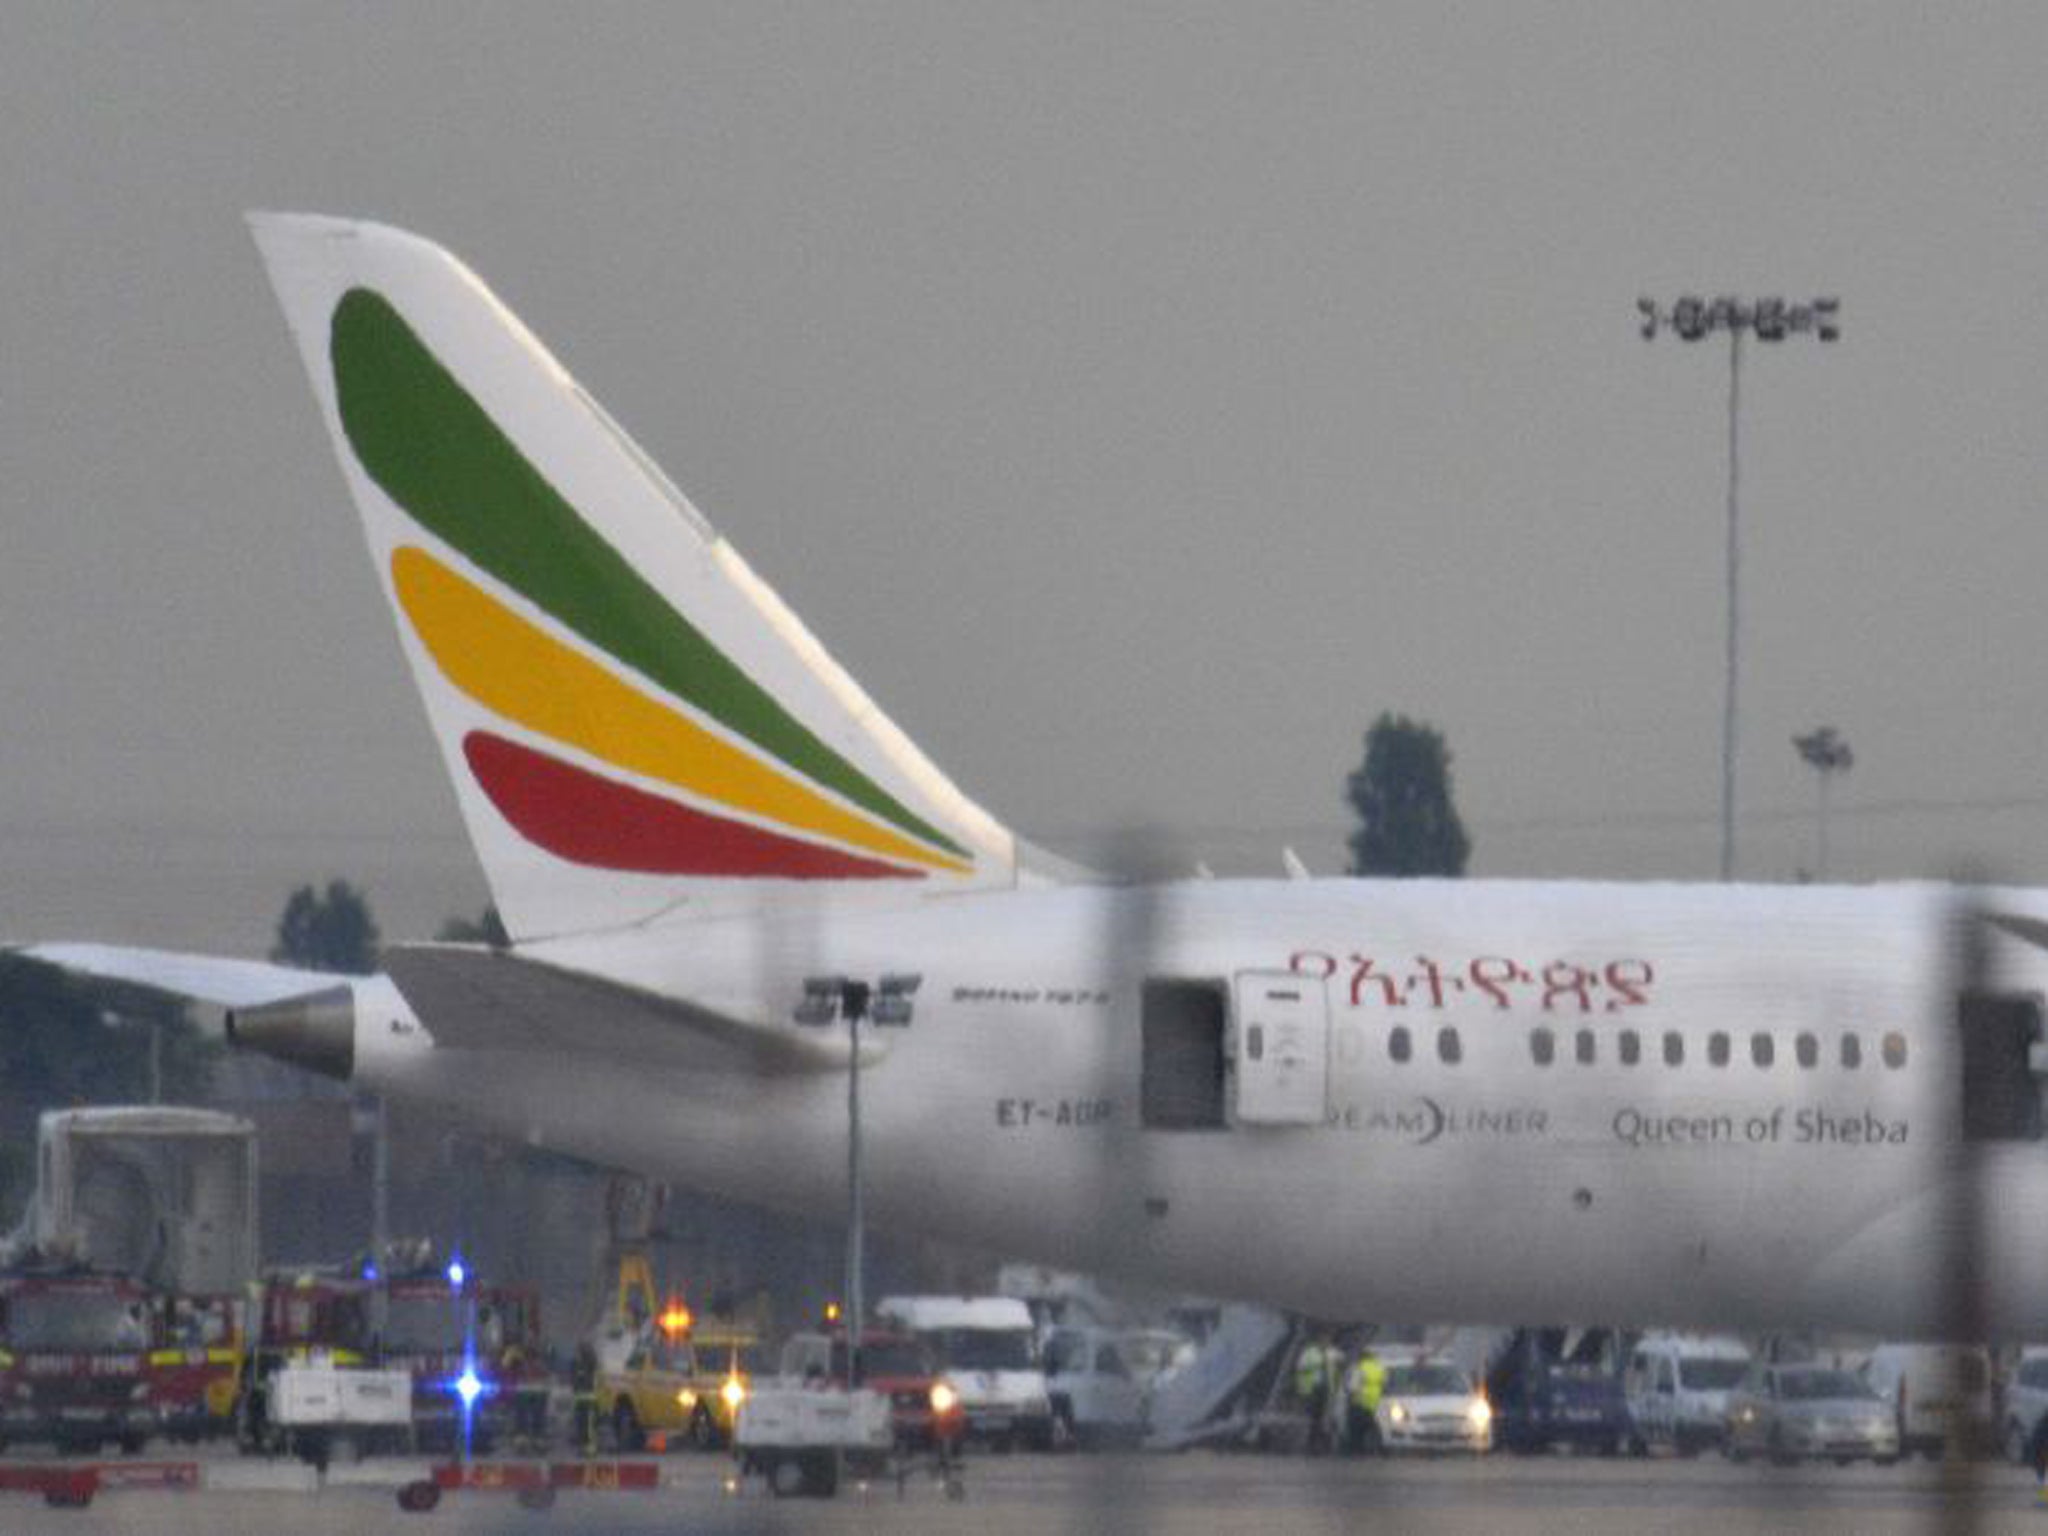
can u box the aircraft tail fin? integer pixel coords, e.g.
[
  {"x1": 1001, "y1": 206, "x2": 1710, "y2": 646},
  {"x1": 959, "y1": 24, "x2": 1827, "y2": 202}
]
[{"x1": 248, "y1": 214, "x2": 1049, "y2": 941}]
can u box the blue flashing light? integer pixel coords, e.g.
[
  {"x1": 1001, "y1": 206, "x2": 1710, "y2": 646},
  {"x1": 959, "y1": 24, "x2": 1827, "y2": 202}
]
[
  {"x1": 446, "y1": 1256, "x2": 467, "y2": 1291},
  {"x1": 436, "y1": 1363, "x2": 496, "y2": 1403},
  {"x1": 361, "y1": 1259, "x2": 380, "y2": 1282}
]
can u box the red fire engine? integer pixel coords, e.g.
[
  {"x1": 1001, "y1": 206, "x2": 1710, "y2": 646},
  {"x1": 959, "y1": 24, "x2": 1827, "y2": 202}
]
[{"x1": 0, "y1": 1264, "x2": 158, "y2": 1455}]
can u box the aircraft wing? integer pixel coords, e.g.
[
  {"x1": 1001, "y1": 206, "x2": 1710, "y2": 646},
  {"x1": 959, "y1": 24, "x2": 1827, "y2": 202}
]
[
  {"x1": 15, "y1": 942, "x2": 341, "y2": 1009},
  {"x1": 380, "y1": 943, "x2": 855, "y2": 1075}
]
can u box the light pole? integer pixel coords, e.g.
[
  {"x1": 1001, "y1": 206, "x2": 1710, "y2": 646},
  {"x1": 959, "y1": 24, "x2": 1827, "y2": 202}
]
[
  {"x1": 796, "y1": 973, "x2": 920, "y2": 1387},
  {"x1": 1640, "y1": 294, "x2": 1840, "y2": 881},
  {"x1": 1793, "y1": 725, "x2": 1853, "y2": 881}
]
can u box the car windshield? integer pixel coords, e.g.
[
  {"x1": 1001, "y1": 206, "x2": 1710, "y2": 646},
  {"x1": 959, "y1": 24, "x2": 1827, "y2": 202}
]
[
  {"x1": 934, "y1": 1328, "x2": 1034, "y2": 1371},
  {"x1": 1385, "y1": 1364, "x2": 1470, "y2": 1396},
  {"x1": 382, "y1": 1296, "x2": 467, "y2": 1353},
  {"x1": 1779, "y1": 1370, "x2": 1871, "y2": 1401},
  {"x1": 1121, "y1": 1333, "x2": 1189, "y2": 1378},
  {"x1": 1679, "y1": 1359, "x2": 1748, "y2": 1391},
  {"x1": 7, "y1": 1290, "x2": 147, "y2": 1351}
]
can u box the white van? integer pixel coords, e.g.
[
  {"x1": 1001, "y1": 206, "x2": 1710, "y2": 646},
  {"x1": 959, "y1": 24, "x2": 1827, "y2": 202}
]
[
  {"x1": 1860, "y1": 1344, "x2": 1993, "y2": 1459},
  {"x1": 876, "y1": 1295, "x2": 1053, "y2": 1450},
  {"x1": 1625, "y1": 1333, "x2": 1751, "y2": 1456}
]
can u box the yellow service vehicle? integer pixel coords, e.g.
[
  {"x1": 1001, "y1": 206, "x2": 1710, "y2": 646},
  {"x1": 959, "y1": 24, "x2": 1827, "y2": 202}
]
[{"x1": 597, "y1": 1301, "x2": 762, "y2": 1451}]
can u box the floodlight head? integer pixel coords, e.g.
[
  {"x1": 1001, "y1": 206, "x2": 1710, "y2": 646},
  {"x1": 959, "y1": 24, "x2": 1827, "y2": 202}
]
[{"x1": 795, "y1": 976, "x2": 844, "y2": 1027}]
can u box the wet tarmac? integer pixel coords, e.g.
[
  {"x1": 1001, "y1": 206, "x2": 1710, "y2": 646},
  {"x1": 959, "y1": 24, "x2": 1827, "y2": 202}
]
[{"x1": 0, "y1": 1448, "x2": 2042, "y2": 1534}]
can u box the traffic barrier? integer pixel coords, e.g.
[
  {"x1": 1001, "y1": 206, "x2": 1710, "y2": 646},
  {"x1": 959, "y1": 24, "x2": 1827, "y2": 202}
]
[
  {"x1": 396, "y1": 1458, "x2": 665, "y2": 1513},
  {"x1": 0, "y1": 1459, "x2": 200, "y2": 1509}
]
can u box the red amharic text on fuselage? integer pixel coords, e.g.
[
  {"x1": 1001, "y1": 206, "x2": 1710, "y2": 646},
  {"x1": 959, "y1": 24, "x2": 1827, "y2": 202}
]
[{"x1": 1287, "y1": 952, "x2": 1656, "y2": 1014}]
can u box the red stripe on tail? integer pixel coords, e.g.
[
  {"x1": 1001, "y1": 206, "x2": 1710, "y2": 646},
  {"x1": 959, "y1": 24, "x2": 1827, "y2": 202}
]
[{"x1": 464, "y1": 731, "x2": 924, "y2": 881}]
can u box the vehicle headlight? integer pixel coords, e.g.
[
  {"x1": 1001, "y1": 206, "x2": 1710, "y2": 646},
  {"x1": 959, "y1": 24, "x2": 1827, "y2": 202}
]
[
  {"x1": 1387, "y1": 1402, "x2": 1410, "y2": 1426},
  {"x1": 1467, "y1": 1398, "x2": 1492, "y2": 1431},
  {"x1": 930, "y1": 1382, "x2": 959, "y2": 1414},
  {"x1": 677, "y1": 1388, "x2": 698, "y2": 1410},
  {"x1": 721, "y1": 1377, "x2": 746, "y2": 1411}
]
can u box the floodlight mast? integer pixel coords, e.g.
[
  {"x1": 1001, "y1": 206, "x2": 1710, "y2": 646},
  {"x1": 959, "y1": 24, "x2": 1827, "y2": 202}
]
[
  {"x1": 1639, "y1": 294, "x2": 1840, "y2": 881},
  {"x1": 795, "y1": 973, "x2": 920, "y2": 1390},
  {"x1": 1793, "y1": 725, "x2": 1854, "y2": 881}
]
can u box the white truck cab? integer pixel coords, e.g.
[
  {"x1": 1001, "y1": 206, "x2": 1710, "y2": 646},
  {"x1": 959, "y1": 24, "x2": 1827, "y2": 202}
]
[
  {"x1": 876, "y1": 1295, "x2": 1052, "y2": 1451},
  {"x1": 1041, "y1": 1326, "x2": 1149, "y2": 1448},
  {"x1": 1625, "y1": 1332, "x2": 1752, "y2": 1456}
]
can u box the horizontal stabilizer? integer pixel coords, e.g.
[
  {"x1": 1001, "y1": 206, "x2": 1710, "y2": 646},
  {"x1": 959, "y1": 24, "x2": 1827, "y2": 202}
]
[{"x1": 380, "y1": 944, "x2": 854, "y2": 1074}]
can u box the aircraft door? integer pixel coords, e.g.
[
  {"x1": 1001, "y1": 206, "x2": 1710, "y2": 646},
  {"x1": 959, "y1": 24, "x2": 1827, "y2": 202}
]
[{"x1": 1231, "y1": 971, "x2": 1330, "y2": 1125}]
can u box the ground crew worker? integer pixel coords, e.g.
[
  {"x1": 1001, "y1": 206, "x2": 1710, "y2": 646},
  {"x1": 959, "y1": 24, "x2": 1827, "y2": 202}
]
[
  {"x1": 502, "y1": 1338, "x2": 548, "y2": 1452},
  {"x1": 1294, "y1": 1333, "x2": 1340, "y2": 1454},
  {"x1": 1346, "y1": 1346, "x2": 1387, "y2": 1454},
  {"x1": 571, "y1": 1341, "x2": 599, "y2": 1457}
]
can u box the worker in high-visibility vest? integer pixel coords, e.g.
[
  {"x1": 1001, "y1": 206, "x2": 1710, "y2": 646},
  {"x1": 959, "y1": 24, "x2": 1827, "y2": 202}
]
[
  {"x1": 570, "y1": 1341, "x2": 599, "y2": 1457},
  {"x1": 1345, "y1": 1346, "x2": 1387, "y2": 1455},
  {"x1": 1294, "y1": 1334, "x2": 1340, "y2": 1454}
]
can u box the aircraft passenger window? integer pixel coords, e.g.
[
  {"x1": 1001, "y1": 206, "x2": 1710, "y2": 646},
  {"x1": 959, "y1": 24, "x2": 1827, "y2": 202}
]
[
  {"x1": 1389, "y1": 1026, "x2": 1412, "y2": 1064},
  {"x1": 1750, "y1": 1032, "x2": 1774, "y2": 1068},
  {"x1": 1882, "y1": 1032, "x2": 1908, "y2": 1069},
  {"x1": 1530, "y1": 1027, "x2": 1556, "y2": 1066},
  {"x1": 1795, "y1": 1032, "x2": 1818, "y2": 1069},
  {"x1": 1575, "y1": 1029, "x2": 1596, "y2": 1065},
  {"x1": 1708, "y1": 1032, "x2": 1730, "y2": 1068},
  {"x1": 1841, "y1": 1033, "x2": 1862, "y2": 1070},
  {"x1": 1437, "y1": 1027, "x2": 1461, "y2": 1065},
  {"x1": 1619, "y1": 1029, "x2": 1640, "y2": 1066},
  {"x1": 1663, "y1": 1031, "x2": 1684, "y2": 1066}
]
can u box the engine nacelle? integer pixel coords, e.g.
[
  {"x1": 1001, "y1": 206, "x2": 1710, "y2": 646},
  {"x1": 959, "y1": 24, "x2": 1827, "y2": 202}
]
[{"x1": 223, "y1": 975, "x2": 428, "y2": 1082}]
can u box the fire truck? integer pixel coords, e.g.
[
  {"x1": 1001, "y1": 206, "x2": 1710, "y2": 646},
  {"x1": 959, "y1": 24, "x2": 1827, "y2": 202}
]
[
  {"x1": 376, "y1": 1258, "x2": 546, "y2": 1455},
  {"x1": 240, "y1": 1265, "x2": 427, "y2": 1468},
  {"x1": 0, "y1": 1264, "x2": 159, "y2": 1455},
  {"x1": 148, "y1": 1291, "x2": 244, "y2": 1442},
  {"x1": 9, "y1": 1108, "x2": 259, "y2": 1446}
]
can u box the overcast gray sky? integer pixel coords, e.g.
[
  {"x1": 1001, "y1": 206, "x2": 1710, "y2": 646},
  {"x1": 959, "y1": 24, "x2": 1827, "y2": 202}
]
[{"x1": 5, "y1": 3, "x2": 2048, "y2": 953}]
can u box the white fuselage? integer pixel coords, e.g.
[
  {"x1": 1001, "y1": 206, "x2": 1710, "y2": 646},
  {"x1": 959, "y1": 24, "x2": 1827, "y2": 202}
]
[{"x1": 356, "y1": 877, "x2": 2048, "y2": 1336}]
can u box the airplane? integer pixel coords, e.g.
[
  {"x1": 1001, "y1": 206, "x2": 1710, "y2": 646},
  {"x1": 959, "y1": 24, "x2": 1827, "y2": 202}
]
[{"x1": 24, "y1": 214, "x2": 2048, "y2": 1338}]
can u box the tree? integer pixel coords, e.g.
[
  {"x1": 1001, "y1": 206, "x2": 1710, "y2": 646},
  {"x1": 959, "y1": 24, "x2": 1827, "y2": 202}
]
[
  {"x1": 436, "y1": 905, "x2": 509, "y2": 949},
  {"x1": 1345, "y1": 713, "x2": 1471, "y2": 877},
  {"x1": 271, "y1": 879, "x2": 381, "y2": 974}
]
